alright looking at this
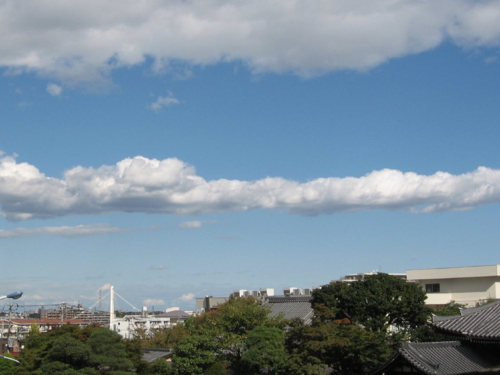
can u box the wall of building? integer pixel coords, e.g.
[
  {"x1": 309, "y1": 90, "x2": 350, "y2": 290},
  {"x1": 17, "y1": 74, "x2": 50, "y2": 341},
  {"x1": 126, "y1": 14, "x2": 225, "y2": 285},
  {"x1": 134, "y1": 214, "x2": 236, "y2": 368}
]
[{"x1": 408, "y1": 265, "x2": 500, "y2": 306}]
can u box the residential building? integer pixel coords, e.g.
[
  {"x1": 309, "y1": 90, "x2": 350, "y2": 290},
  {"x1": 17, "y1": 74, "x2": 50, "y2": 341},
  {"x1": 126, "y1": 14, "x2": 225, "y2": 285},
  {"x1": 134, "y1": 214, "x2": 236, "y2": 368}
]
[
  {"x1": 407, "y1": 265, "x2": 500, "y2": 306},
  {"x1": 113, "y1": 308, "x2": 191, "y2": 339},
  {"x1": 40, "y1": 304, "x2": 110, "y2": 325}
]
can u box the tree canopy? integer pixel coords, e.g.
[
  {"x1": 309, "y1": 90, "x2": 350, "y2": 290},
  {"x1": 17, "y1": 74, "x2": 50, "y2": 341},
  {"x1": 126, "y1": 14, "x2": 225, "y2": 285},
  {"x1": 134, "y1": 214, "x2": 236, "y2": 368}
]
[
  {"x1": 312, "y1": 273, "x2": 430, "y2": 337},
  {"x1": 18, "y1": 325, "x2": 134, "y2": 375},
  {"x1": 172, "y1": 296, "x2": 285, "y2": 375}
]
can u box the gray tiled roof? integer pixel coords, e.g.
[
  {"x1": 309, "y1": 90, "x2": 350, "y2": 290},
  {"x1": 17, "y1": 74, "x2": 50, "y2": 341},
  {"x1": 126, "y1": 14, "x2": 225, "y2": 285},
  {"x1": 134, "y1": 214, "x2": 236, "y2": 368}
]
[
  {"x1": 432, "y1": 300, "x2": 500, "y2": 341},
  {"x1": 141, "y1": 348, "x2": 173, "y2": 363},
  {"x1": 265, "y1": 296, "x2": 314, "y2": 324},
  {"x1": 399, "y1": 341, "x2": 499, "y2": 375}
]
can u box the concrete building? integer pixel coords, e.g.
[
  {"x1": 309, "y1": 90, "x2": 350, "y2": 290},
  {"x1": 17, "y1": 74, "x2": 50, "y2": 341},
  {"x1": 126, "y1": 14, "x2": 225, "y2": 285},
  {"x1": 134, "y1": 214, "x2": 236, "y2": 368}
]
[
  {"x1": 407, "y1": 265, "x2": 500, "y2": 306},
  {"x1": 195, "y1": 296, "x2": 230, "y2": 311}
]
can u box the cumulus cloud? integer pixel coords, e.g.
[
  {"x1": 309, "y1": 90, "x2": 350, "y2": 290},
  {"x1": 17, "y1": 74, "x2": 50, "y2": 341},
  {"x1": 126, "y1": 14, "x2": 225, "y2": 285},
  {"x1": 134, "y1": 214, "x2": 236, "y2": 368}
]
[
  {"x1": 148, "y1": 94, "x2": 180, "y2": 112},
  {"x1": 0, "y1": 224, "x2": 123, "y2": 239},
  {"x1": 179, "y1": 220, "x2": 215, "y2": 229},
  {"x1": 46, "y1": 83, "x2": 62, "y2": 96},
  {"x1": 0, "y1": 1, "x2": 499, "y2": 83},
  {"x1": 180, "y1": 293, "x2": 195, "y2": 301},
  {"x1": 1, "y1": 154, "x2": 500, "y2": 221}
]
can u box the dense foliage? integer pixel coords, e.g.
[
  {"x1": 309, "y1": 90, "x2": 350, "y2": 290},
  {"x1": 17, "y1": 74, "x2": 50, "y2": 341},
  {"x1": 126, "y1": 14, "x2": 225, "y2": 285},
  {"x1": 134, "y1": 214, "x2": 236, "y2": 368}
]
[
  {"x1": 312, "y1": 273, "x2": 430, "y2": 339},
  {"x1": 172, "y1": 296, "x2": 285, "y2": 375},
  {"x1": 17, "y1": 325, "x2": 135, "y2": 375}
]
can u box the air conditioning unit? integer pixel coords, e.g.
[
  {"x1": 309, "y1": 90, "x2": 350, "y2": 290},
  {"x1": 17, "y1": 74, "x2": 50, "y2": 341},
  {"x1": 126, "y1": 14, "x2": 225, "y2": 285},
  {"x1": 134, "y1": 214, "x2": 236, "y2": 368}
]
[{"x1": 260, "y1": 288, "x2": 275, "y2": 297}]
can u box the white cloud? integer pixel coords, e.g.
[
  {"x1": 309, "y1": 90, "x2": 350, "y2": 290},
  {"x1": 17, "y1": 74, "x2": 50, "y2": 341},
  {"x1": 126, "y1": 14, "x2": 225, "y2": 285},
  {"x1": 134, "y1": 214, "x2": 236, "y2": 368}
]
[
  {"x1": 180, "y1": 293, "x2": 195, "y2": 301},
  {"x1": 179, "y1": 220, "x2": 215, "y2": 228},
  {"x1": 46, "y1": 83, "x2": 62, "y2": 96},
  {"x1": 1, "y1": 154, "x2": 500, "y2": 221},
  {"x1": 0, "y1": 1, "x2": 499, "y2": 83},
  {"x1": 98, "y1": 283, "x2": 112, "y2": 292},
  {"x1": 147, "y1": 94, "x2": 180, "y2": 112},
  {"x1": 0, "y1": 224, "x2": 123, "y2": 239}
]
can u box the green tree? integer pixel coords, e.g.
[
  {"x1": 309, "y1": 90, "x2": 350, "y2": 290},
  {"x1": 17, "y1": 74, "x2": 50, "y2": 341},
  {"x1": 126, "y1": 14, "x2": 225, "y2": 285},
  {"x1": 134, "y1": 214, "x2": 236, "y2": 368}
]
[
  {"x1": 87, "y1": 329, "x2": 134, "y2": 372},
  {"x1": 18, "y1": 325, "x2": 137, "y2": 374},
  {"x1": 285, "y1": 318, "x2": 392, "y2": 375},
  {"x1": 313, "y1": 274, "x2": 430, "y2": 337},
  {"x1": 172, "y1": 296, "x2": 284, "y2": 375},
  {"x1": 172, "y1": 332, "x2": 220, "y2": 374},
  {"x1": 240, "y1": 326, "x2": 288, "y2": 375},
  {"x1": 133, "y1": 324, "x2": 186, "y2": 349},
  {"x1": 148, "y1": 358, "x2": 172, "y2": 375},
  {"x1": 43, "y1": 334, "x2": 92, "y2": 370},
  {"x1": 0, "y1": 353, "x2": 17, "y2": 375},
  {"x1": 431, "y1": 301, "x2": 466, "y2": 316}
]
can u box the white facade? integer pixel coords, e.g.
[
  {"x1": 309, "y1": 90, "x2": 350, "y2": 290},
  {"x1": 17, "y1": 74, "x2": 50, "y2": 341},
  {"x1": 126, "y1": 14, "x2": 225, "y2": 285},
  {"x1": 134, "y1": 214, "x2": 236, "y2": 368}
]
[
  {"x1": 114, "y1": 315, "x2": 172, "y2": 339},
  {"x1": 407, "y1": 265, "x2": 500, "y2": 306}
]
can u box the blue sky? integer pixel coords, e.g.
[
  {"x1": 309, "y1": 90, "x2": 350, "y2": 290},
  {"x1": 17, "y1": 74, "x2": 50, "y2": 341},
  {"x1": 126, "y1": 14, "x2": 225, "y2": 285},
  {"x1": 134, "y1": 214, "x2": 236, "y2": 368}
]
[{"x1": 1, "y1": 0, "x2": 500, "y2": 311}]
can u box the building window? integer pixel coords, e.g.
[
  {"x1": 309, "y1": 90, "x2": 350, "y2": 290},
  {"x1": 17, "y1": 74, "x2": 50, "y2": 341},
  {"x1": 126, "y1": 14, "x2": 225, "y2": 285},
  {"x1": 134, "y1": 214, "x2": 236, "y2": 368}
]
[{"x1": 425, "y1": 284, "x2": 440, "y2": 293}]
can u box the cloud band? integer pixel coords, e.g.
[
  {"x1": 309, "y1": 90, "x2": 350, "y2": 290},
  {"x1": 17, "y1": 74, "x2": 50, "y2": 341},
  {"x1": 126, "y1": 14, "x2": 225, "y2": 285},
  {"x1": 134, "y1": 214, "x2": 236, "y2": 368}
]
[{"x1": 0, "y1": 155, "x2": 499, "y2": 221}]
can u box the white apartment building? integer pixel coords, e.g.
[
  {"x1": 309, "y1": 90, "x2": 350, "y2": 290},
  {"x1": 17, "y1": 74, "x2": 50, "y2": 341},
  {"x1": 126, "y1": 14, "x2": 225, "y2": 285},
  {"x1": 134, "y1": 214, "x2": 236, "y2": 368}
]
[
  {"x1": 113, "y1": 308, "x2": 191, "y2": 339},
  {"x1": 407, "y1": 265, "x2": 500, "y2": 306}
]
